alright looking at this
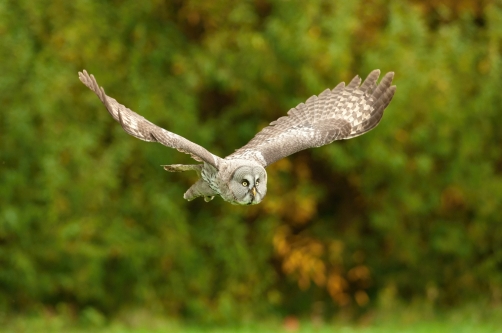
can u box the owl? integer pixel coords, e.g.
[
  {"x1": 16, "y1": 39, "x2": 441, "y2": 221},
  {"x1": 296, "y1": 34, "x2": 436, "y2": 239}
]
[{"x1": 79, "y1": 69, "x2": 395, "y2": 205}]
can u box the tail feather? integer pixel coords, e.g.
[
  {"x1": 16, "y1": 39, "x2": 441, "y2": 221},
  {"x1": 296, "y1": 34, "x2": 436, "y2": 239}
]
[{"x1": 162, "y1": 164, "x2": 202, "y2": 172}]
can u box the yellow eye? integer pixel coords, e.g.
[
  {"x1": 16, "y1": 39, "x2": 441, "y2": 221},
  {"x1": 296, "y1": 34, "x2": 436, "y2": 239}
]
[
  {"x1": 242, "y1": 180, "x2": 249, "y2": 187},
  {"x1": 256, "y1": 179, "x2": 260, "y2": 185}
]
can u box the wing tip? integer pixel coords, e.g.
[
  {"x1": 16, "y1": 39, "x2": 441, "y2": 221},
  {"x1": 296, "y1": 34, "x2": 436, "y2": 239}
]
[
  {"x1": 347, "y1": 74, "x2": 362, "y2": 88},
  {"x1": 332, "y1": 81, "x2": 345, "y2": 92},
  {"x1": 78, "y1": 70, "x2": 87, "y2": 85},
  {"x1": 78, "y1": 69, "x2": 99, "y2": 92},
  {"x1": 369, "y1": 69, "x2": 381, "y2": 77},
  {"x1": 383, "y1": 71, "x2": 395, "y2": 82},
  {"x1": 79, "y1": 70, "x2": 109, "y2": 104}
]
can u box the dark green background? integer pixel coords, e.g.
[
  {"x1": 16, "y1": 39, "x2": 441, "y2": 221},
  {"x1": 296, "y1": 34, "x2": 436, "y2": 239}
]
[{"x1": 1, "y1": 0, "x2": 501, "y2": 323}]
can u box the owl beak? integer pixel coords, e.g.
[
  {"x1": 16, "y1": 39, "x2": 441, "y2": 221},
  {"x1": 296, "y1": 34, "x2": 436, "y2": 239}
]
[{"x1": 251, "y1": 187, "x2": 257, "y2": 197}]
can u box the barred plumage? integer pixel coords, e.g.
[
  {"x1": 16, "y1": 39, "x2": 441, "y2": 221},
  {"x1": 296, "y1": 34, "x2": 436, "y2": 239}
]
[
  {"x1": 79, "y1": 69, "x2": 396, "y2": 205},
  {"x1": 228, "y1": 70, "x2": 395, "y2": 166}
]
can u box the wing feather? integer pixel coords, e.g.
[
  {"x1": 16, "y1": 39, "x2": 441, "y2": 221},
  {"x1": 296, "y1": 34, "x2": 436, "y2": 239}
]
[
  {"x1": 78, "y1": 70, "x2": 222, "y2": 169},
  {"x1": 227, "y1": 70, "x2": 396, "y2": 167}
]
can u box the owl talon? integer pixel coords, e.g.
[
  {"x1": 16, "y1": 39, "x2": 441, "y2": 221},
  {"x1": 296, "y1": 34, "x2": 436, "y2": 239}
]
[{"x1": 204, "y1": 196, "x2": 215, "y2": 202}]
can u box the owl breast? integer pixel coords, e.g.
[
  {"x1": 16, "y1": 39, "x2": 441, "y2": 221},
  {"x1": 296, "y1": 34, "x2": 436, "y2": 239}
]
[{"x1": 200, "y1": 163, "x2": 222, "y2": 195}]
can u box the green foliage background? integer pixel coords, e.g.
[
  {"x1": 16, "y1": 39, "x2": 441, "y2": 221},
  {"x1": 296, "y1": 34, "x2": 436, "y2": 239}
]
[{"x1": 1, "y1": 0, "x2": 502, "y2": 323}]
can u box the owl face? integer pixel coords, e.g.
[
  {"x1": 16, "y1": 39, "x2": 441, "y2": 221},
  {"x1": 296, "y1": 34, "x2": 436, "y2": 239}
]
[{"x1": 228, "y1": 165, "x2": 267, "y2": 205}]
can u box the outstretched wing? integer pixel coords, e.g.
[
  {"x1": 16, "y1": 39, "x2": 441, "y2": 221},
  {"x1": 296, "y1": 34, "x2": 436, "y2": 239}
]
[
  {"x1": 227, "y1": 70, "x2": 396, "y2": 167},
  {"x1": 79, "y1": 70, "x2": 222, "y2": 169}
]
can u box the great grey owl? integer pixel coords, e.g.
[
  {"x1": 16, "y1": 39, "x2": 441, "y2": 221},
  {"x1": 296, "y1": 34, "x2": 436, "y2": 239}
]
[{"x1": 79, "y1": 69, "x2": 395, "y2": 205}]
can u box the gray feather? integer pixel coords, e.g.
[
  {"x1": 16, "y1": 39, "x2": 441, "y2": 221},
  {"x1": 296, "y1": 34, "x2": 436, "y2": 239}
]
[
  {"x1": 78, "y1": 70, "x2": 222, "y2": 169},
  {"x1": 79, "y1": 69, "x2": 396, "y2": 205},
  {"x1": 227, "y1": 70, "x2": 396, "y2": 167}
]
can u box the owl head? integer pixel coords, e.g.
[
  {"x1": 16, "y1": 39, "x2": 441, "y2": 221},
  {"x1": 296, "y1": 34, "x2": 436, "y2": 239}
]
[{"x1": 226, "y1": 165, "x2": 267, "y2": 205}]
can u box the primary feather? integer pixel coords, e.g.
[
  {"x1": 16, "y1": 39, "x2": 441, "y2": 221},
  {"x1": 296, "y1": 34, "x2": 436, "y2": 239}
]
[{"x1": 227, "y1": 70, "x2": 396, "y2": 167}]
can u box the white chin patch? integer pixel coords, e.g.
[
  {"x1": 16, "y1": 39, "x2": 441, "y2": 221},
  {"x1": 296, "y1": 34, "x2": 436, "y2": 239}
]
[{"x1": 238, "y1": 196, "x2": 258, "y2": 205}]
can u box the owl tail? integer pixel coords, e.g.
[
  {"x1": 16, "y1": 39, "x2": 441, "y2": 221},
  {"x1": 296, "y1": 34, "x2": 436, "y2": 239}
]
[
  {"x1": 184, "y1": 179, "x2": 217, "y2": 202},
  {"x1": 162, "y1": 164, "x2": 202, "y2": 176},
  {"x1": 163, "y1": 164, "x2": 217, "y2": 202}
]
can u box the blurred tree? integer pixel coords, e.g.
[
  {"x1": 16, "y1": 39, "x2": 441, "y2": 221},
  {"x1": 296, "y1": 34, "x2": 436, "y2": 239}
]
[{"x1": 0, "y1": 0, "x2": 501, "y2": 323}]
